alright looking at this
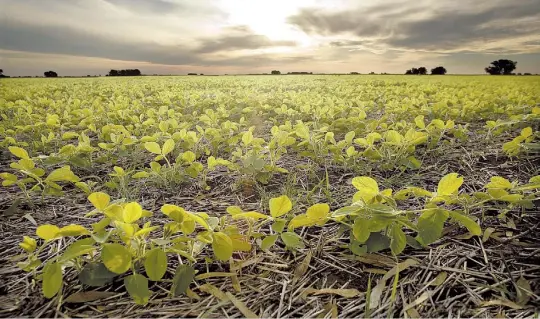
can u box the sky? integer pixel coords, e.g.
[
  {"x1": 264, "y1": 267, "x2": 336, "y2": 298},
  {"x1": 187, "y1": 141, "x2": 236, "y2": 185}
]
[{"x1": 1, "y1": 0, "x2": 539, "y2": 76}]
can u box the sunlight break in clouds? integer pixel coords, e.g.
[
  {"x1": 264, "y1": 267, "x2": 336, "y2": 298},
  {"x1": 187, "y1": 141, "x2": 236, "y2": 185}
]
[{"x1": 0, "y1": 0, "x2": 539, "y2": 76}]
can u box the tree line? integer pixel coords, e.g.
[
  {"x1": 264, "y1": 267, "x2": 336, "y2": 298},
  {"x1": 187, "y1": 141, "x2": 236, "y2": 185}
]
[
  {"x1": 0, "y1": 59, "x2": 533, "y2": 78},
  {"x1": 108, "y1": 69, "x2": 141, "y2": 76},
  {"x1": 404, "y1": 66, "x2": 446, "y2": 75},
  {"x1": 403, "y1": 60, "x2": 520, "y2": 75}
]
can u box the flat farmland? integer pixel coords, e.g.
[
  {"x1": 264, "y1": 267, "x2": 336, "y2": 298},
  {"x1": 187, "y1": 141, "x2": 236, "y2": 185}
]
[{"x1": 0, "y1": 75, "x2": 539, "y2": 317}]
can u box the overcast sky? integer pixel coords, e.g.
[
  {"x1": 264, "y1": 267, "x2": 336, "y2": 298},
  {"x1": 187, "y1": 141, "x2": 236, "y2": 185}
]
[{"x1": 1, "y1": 0, "x2": 539, "y2": 76}]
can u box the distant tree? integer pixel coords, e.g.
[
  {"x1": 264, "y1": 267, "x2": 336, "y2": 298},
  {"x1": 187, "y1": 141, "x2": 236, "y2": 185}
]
[
  {"x1": 417, "y1": 67, "x2": 427, "y2": 75},
  {"x1": 485, "y1": 59, "x2": 517, "y2": 75},
  {"x1": 108, "y1": 69, "x2": 141, "y2": 76},
  {"x1": 405, "y1": 69, "x2": 413, "y2": 75},
  {"x1": 188, "y1": 73, "x2": 197, "y2": 75},
  {"x1": 431, "y1": 66, "x2": 447, "y2": 75},
  {"x1": 200, "y1": 73, "x2": 204, "y2": 75},
  {"x1": 350, "y1": 72, "x2": 359, "y2": 74},
  {"x1": 524, "y1": 72, "x2": 532, "y2": 75},
  {"x1": 271, "y1": 70, "x2": 281, "y2": 75},
  {"x1": 0, "y1": 69, "x2": 6, "y2": 78},
  {"x1": 411, "y1": 68, "x2": 419, "y2": 75},
  {"x1": 369, "y1": 71, "x2": 375, "y2": 74},
  {"x1": 44, "y1": 71, "x2": 58, "y2": 77}
]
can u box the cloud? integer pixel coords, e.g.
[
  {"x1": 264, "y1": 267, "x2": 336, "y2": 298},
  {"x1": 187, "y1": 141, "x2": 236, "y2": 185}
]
[
  {"x1": 103, "y1": 0, "x2": 181, "y2": 14},
  {"x1": 287, "y1": 0, "x2": 540, "y2": 53},
  {"x1": 0, "y1": 19, "x2": 199, "y2": 65},
  {"x1": 329, "y1": 40, "x2": 364, "y2": 47},
  {"x1": 0, "y1": 16, "x2": 302, "y2": 66},
  {"x1": 195, "y1": 26, "x2": 297, "y2": 53}
]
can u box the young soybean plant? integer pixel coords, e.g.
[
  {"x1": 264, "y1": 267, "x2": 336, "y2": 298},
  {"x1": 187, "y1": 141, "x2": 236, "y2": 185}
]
[
  {"x1": 332, "y1": 173, "x2": 482, "y2": 256},
  {"x1": 17, "y1": 192, "x2": 210, "y2": 305},
  {"x1": 230, "y1": 195, "x2": 331, "y2": 253},
  {"x1": 0, "y1": 146, "x2": 84, "y2": 200}
]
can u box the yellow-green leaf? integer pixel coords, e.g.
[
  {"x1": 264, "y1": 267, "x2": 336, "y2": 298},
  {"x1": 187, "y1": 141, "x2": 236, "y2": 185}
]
[
  {"x1": 115, "y1": 221, "x2": 136, "y2": 238},
  {"x1": 46, "y1": 166, "x2": 80, "y2": 182},
  {"x1": 134, "y1": 225, "x2": 159, "y2": 237},
  {"x1": 144, "y1": 142, "x2": 161, "y2": 155},
  {"x1": 132, "y1": 171, "x2": 149, "y2": 179},
  {"x1": 196, "y1": 231, "x2": 214, "y2": 244},
  {"x1": 60, "y1": 238, "x2": 95, "y2": 262},
  {"x1": 389, "y1": 223, "x2": 406, "y2": 255},
  {"x1": 104, "y1": 204, "x2": 124, "y2": 221},
  {"x1": 124, "y1": 274, "x2": 150, "y2": 305},
  {"x1": 92, "y1": 218, "x2": 111, "y2": 232},
  {"x1": 88, "y1": 192, "x2": 110, "y2": 211},
  {"x1": 226, "y1": 206, "x2": 244, "y2": 216},
  {"x1": 185, "y1": 211, "x2": 209, "y2": 230},
  {"x1": 280, "y1": 232, "x2": 304, "y2": 250},
  {"x1": 353, "y1": 217, "x2": 370, "y2": 243},
  {"x1": 9, "y1": 146, "x2": 30, "y2": 160},
  {"x1": 306, "y1": 203, "x2": 330, "y2": 221},
  {"x1": 123, "y1": 202, "x2": 142, "y2": 224},
  {"x1": 351, "y1": 176, "x2": 379, "y2": 203},
  {"x1": 181, "y1": 151, "x2": 196, "y2": 163},
  {"x1": 36, "y1": 224, "x2": 60, "y2": 240},
  {"x1": 162, "y1": 139, "x2": 175, "y2": 156},
  {"x1": 212, "y1": 232, "x2": 233, "y2": 261},
  {"x1": 101, "y1": 243, "x2": 131, "y2": 274},
  {"x1": 161, "y1": 204, "x2": 185, "y2": 223},
  {"x1": 231, "y1": 211, "x2": 268, "y2": 220},
  {"x1": 417, "y1": 209, "x2": 449, "y2": 245},
  {"x1": 58, "y1": 224, "x2": 90, "y2": 237},
  {"x1": 288, "y1": 215, "x2": 314, "y2": 230},
  {"x1": 242, "y1": 131, "x2": 254, "y2": 146},
  {"x1": 19, "y1": 236, "x2": 37, "y2": 252},
  {"x1": 449, "y1": 211, "x2": 481, "y2": 236},
  {"x1": 230, "y1": 234, "x2": 252, "y2": 251},
  {"x1": 521, "y1": 127, "x2": 532, "y2": 138},
  {"x1": 485, "y1": 176, "x2": 512, "y2": 189},
  {"x1": 144, "y1": 248, "x2": 167, "y2": 281},
  {"x1": 437, "y1": 173, "x2": 463, "y2": 196},
  {"x1": 260, "y1": 234, "x2": 278, "y2": 250},
  {"x1": 42, "y1": 261, "x2": 63, "y2": 298},
  {"x1": 414, "y1": 115, "x2": 425, "y2": 129},
  {"x1": 269, "y1": 195, "x2": 292, "y2": 218}
]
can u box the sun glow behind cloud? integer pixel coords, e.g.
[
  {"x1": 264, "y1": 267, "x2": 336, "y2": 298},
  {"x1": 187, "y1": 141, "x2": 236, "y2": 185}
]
[{"x1": 220, "y1": 0, "x2": 317, "y2": 47}]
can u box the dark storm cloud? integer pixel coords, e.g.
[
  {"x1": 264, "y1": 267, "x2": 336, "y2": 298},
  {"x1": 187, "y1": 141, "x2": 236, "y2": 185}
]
[
  {"x1": 288, "y1": 0, "x2": 540, "y2": 51},
  {"x1": 0, "y1": 19, "x2": 305, "y2": 67}
]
